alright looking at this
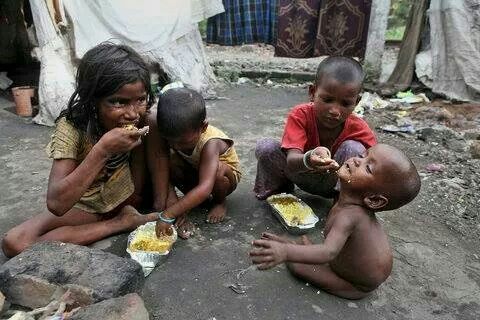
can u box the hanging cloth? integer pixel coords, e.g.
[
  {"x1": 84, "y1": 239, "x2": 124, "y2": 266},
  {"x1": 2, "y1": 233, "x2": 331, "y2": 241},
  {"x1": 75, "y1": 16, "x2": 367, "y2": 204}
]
[
  {"x1": 206, "y1": 0, "x2": 279, "y2": 45},
  {"x1": 275, "y1": 0, "x2": 371, "y2": 58}
]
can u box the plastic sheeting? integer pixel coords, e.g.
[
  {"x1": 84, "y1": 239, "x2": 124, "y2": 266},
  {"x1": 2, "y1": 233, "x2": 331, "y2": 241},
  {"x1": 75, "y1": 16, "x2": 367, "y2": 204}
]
[
  {"x1": 142, "y1": 29, "x2": 217, "y2": 98},
  {"x1": 422, "y1": 0, "x2": 480, "y2": 102},
  {"x1": 62, "y1": 0, "x2": 194, "y2": 58},
  {"x1": 31, "y1": 0, "x2": 223, "y2": 126},
  {"x1": 30, "y1": 0, "x2": 75, "y2": 127}
]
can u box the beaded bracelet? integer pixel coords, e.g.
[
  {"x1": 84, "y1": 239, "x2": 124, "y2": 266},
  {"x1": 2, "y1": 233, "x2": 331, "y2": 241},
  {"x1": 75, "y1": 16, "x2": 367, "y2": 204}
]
[
  {"x1": 303, "y1": 150, "x2": 314, "y2": 170},
  {"x1": 157, "y1": 211, "x2": 176, "y2": 224}
]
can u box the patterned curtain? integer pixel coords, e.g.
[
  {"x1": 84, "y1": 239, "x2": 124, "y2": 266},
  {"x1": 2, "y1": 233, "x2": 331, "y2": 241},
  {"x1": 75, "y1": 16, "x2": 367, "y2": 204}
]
[
  {"x1": 206, "y1": 0, "x2": 278, "y2": 45},
  {"x1": 275, "y1": 0, "x2": 372, "y2": 58}
]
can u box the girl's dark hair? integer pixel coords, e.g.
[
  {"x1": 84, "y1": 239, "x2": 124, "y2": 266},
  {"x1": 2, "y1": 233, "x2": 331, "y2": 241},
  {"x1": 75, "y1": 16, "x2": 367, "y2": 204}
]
[
  {"x1": 60, "y1": 42, "x2": 155, "y2": 139},
  {"x1": 156, "y1": 87, "x2": 206, "y2": 138}
]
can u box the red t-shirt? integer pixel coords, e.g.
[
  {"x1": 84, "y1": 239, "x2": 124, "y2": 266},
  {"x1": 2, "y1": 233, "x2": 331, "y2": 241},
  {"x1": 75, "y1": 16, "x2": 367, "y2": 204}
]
[{"x1": 281, "y1": 103, "x2": 377, "y2": 154}]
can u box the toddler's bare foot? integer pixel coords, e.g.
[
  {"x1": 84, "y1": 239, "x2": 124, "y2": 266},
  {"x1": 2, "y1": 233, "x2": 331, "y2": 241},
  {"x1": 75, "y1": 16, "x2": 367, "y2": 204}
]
[
  {"x1": 175, "y1": 215, "x2": 195, "y2": 239},
  {"x1": 206, "y1": 202, "x2": 226, "y2": 224}
]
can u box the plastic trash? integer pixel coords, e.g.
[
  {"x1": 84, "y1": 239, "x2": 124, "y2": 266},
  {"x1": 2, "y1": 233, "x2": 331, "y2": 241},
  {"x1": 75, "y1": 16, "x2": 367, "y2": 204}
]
[{"x1": 389, "y1": 90, "x2": 430, "y2": 104}]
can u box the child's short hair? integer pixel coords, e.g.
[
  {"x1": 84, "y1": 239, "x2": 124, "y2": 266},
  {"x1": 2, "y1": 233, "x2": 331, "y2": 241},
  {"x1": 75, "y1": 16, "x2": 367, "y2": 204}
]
[
  {"x1": 380, "y1": 145, "x2": 421, "y2": 211},
  {"x1": 315, "y1": 56, "x2": 364, "y2": 87},
  {"x1": 156, "y1": 87, "x2": 206, "y2": 138},
  {"x1": 62, "y1": 42, "x2": 156, "y2": 138}
]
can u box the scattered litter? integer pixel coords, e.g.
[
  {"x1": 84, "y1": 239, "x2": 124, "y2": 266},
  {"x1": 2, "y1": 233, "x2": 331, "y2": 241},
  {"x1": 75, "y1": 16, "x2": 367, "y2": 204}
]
[
  {"x1": 425, "y1": 163, "x2": 446, "y2": 173},
  {"x1": 379, "y1": 124, "x2": 416, "y2": 134},
  {"x1": 390, "y1": 90, "x2": 430, "y2": 104},
  {"x1": 229, "y1": 283, "x2": 247, "y2": 294},
  {"x1": 354, "y1": 92, "x2": 390, "y2": 117},
  {"x1": 237, "y1": 77, "x2": 250, "y2": 84},
  {"x1": 266, "y1": 79, "x2": 273, "y2": 85},
  {"x1": 225, "y1": 265, "x2": 256, "y2": 295},
  {"x1": 347, "y1": 302, "x2": 358, "y2": 308}
]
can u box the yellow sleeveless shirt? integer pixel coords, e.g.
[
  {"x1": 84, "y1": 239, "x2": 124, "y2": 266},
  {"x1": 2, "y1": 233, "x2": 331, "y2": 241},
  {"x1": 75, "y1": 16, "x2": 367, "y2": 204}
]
[{"x1": 175, "y1": 125, "x2": 241, "y2": 182}]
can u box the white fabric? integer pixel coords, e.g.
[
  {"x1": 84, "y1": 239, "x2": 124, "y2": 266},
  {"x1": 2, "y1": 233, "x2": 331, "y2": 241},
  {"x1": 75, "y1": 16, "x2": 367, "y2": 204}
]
[
  {"x1": 415, "y1": 49, "x2": 433, "y2": 88},
  {"x1": 31, "y1": 0, "x2": 223, "y2": 126},
  {"x1": 143, "y1": 29, "x2": 217, "y2": 97},
  {"x1": 62, "y1": 0, "x2": 194, "y2": 58},
  {"x1": 29, "y1": 0, "x2": 58, "y2": 47},
  {"x1": 191, "y1": 0, "x2": 224, "y2": 23},
  {"x1": 426, "y1": 0, "x2": 480, "y2": 102},
  {"x1": 30, "y1": 0, "x2": 75, "y2": 126}
]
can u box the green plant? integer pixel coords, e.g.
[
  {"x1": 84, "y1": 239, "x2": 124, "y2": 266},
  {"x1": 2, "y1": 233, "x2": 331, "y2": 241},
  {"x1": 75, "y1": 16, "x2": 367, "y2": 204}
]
[
  {"x1": 385, "y1": 0, "x2": 411, "y2": 40},
  {"x1": 198, "y1": 20, "x2": 207, "y2": 38}
]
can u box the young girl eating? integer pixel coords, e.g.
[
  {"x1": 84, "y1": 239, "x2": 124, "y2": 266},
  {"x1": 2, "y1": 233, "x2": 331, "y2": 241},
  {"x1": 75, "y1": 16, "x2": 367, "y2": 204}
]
[{"x1": 2, "y1": 42, "x2": 160, "y2": 257}]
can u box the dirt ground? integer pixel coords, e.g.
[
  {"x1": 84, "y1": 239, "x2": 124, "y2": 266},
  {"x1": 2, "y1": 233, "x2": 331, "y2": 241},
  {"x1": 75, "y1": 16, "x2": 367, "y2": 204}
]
[{"x1": 1, "y1": 78, "x2": 479, "y2": 319}]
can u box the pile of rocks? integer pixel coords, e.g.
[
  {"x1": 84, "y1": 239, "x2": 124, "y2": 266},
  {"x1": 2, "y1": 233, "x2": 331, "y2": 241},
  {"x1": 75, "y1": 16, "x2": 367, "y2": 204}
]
[{"x1": 0, "y1": 242, "x2": 149, "y2": 320}]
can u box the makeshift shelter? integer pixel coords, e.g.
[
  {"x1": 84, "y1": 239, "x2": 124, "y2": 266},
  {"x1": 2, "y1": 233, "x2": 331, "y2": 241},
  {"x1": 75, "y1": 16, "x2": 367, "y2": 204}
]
[
  {"x1": 383, "y1": 0, "x2": 480, "y2": 103},
  {"x1": 30, "y1": 0, "x2": 223, "y2": 126}
]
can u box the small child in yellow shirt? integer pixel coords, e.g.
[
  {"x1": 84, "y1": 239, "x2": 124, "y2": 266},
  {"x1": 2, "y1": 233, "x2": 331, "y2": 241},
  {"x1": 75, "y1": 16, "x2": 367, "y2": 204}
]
[{"x1": 147, "y1": 84, "x2": 241, "y2": 239}]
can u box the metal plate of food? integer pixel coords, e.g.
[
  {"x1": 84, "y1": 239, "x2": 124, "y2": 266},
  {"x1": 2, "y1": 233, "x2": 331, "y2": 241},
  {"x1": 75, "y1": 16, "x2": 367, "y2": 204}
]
[
  {"x1": 126, "y1": 221, "x2": 177, "y2": 276},
  {"x1": 266, "y1": 193, "x2": 319, "y2": 234}
]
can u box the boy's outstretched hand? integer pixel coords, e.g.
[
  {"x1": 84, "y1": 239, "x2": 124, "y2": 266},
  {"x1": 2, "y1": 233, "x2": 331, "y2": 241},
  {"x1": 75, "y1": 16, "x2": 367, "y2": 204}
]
[
  {"x1": 250, "y1": 238, "x2": 288, "y2": 270},
  {"x1": 308, "y1": 146, "x2": 340, "y2": 172}
]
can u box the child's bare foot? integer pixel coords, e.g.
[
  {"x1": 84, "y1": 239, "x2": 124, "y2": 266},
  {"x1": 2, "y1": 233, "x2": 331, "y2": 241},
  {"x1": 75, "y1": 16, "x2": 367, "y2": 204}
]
[
  {"x1": 206, "y1": 202, "x2": 226, "y2": 224},
  {"x1": 113, "y1": 205, "x2": 156, "y2": 230},
  {"x1": 261, "y1": 232, "x2": 296, "y2": 244},
  {"x1": 175, "y1": 215, "x2": 195, "y2": 239}
]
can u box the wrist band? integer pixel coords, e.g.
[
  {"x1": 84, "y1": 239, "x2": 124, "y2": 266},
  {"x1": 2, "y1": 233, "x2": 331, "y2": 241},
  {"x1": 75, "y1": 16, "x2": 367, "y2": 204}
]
[
  {"x1": 157, "y1": 211, "x2": 175, "y2": 224},
  {"x1": 303, "y1": 150, "x2": 314, "y2": 170}
]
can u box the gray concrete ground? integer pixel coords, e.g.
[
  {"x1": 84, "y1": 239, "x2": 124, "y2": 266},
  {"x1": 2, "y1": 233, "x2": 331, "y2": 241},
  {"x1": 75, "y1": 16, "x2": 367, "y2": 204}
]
[{"x1": 1, "y1": 84, "x2": 479, "y2": 320}]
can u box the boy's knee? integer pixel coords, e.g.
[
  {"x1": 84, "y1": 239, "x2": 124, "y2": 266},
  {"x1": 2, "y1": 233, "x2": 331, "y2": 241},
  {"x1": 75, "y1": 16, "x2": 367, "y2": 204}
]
[
  {"x1": 214, "y1": 163, "x2": 237, "y2": 193},
  {"x1": 334, "y1": 140, "x2": 366, "y2": 163},
  {"x1": 338, "y1": 140, "x2": 365, "y2": 153},
  {"x1": 255, "y1": 138, "x2": 281, "y2": 159}
]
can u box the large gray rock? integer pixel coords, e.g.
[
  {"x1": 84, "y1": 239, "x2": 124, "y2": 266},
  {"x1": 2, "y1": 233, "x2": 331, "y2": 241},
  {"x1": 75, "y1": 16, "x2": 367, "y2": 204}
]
[
  {"x1": 1, "y1": 290, "x2": 10, "y2": 316},
  {"x1": 0, "y1": 242, "x2": 144, "y2": 309},
  {"x1": 68, "y1": 293, "x2": 149, "y2": 320}
]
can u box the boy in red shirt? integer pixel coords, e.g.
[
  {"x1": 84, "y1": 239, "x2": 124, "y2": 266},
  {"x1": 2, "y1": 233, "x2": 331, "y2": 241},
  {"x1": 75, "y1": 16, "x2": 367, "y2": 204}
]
[{"x1": 254, "y1": 56, "x2": 376, "y2": 199}]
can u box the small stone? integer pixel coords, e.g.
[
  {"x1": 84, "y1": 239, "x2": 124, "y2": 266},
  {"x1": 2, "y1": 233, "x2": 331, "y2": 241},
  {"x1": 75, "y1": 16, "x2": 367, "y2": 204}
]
[
  {"x1": 470, "y1": 140, "x2": 480, "y2": 159},
  {"x1": 237, "y1": 77, "x2": 250, "y2": 84},
  {"x1": 68, "y1": 293, "x2": 149, "y2": 320},
  {"x1": 425, "y1": 163, "x2": 445, "y2": 173},
  {"x1": 1, "y1": 290, "x2": 10, "y2": 317},
  {"x1": 7, "y1": 311, "x2": 35, "y2": 320}
]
